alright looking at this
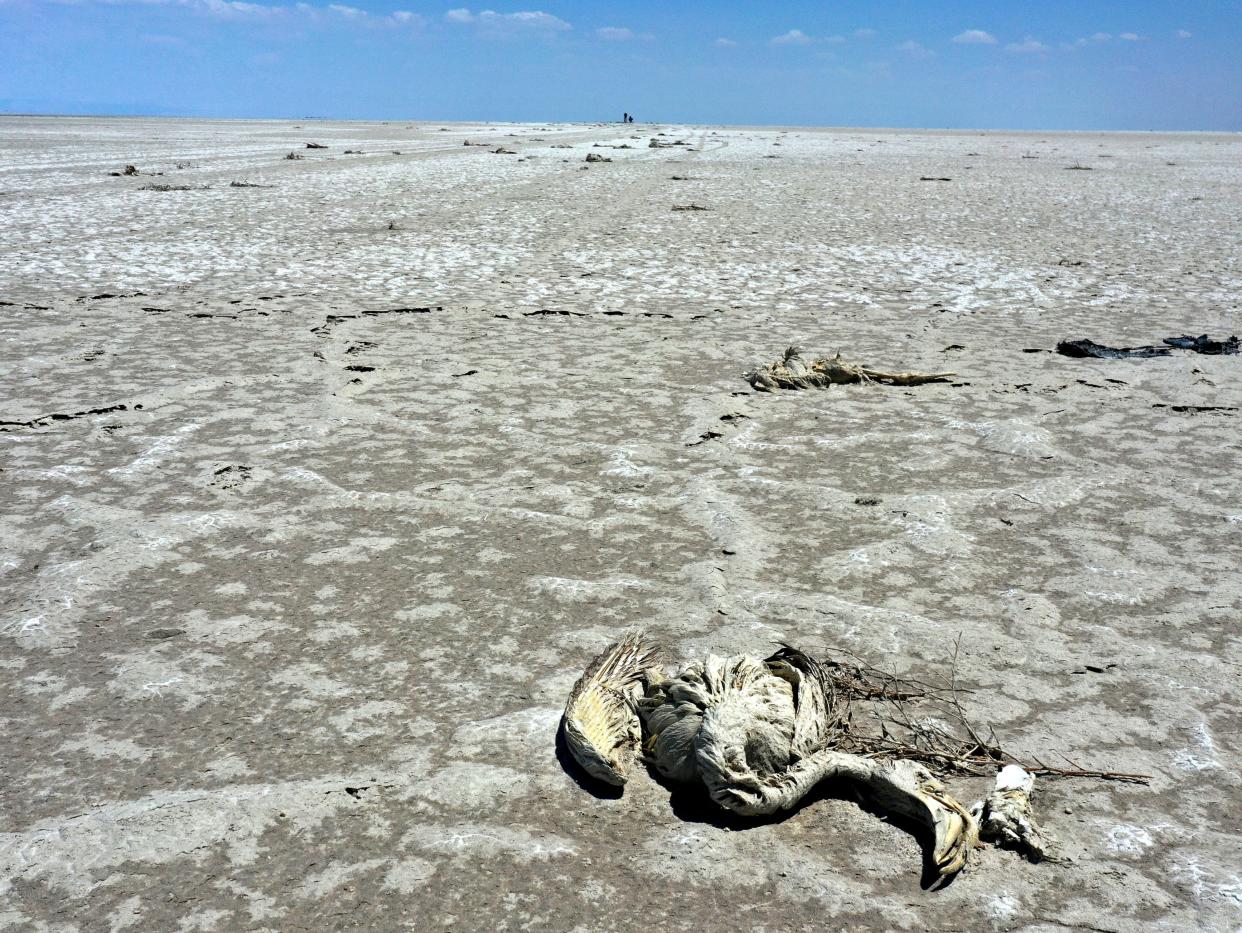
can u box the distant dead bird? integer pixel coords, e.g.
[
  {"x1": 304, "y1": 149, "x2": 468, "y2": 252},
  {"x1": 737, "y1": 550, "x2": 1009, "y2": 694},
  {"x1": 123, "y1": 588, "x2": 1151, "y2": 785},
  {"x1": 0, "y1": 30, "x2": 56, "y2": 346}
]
[
  {"x1": 746, "y1": 346, "x2": 954, "y2": 391},
  {"x1": 561, "y1": 634, "x2": 1087, "y2": 882}
]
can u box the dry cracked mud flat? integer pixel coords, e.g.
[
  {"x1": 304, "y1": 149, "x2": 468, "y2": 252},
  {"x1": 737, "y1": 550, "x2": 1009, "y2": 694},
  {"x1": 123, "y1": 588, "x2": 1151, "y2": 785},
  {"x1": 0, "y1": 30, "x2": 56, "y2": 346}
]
[{"x1": 1, "y1": 117, "x2": 1241, "y2": 931}]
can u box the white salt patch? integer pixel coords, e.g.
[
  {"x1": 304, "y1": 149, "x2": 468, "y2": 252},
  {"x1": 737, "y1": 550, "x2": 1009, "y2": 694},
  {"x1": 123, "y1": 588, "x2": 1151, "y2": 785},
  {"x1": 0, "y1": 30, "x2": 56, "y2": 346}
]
[
  {"x1": 1168, "y1": 854, "x2": 1242, "y2": 907},
  {"x1": 987, "y1": 894, "x2": 1020, "y2": 921},
  {"x1": 1172, "y1": 722, "x2": 1220, "y2": 771},
  {"x1": 1105, "y1": 824, "x2": 1154, "y2": 856}
]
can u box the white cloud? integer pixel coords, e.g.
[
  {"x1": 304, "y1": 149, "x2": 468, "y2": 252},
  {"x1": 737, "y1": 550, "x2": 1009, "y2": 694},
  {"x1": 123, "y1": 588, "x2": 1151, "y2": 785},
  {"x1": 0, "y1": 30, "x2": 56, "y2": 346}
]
[
  {"x1": 853, "y1": 27, "x2": 876, "y2": 38},
  {"x1": 1006, "y1": 37, "x2": 1048, "y2": 53},
  {"x1": 196, "y1": 0, "x2": 283, "y2": 20},
  {"x1": 771, "y1": 29, "x2": 812, "y2": 46},
  {"x1": 1064, "y1": 32, "x2": 1111, "y2": 49},
  {"x1": 953, "y1": 29, "x2": 996, "y2": 45},
  {"x1": 771, "y1": 29, "x2": 814, "y2": 46},
  {"x1": 78, "y1": 0, "x2": 426, "y2": 27},
  {"x1": 714, "y1": 37, "x2": 737, "y2": 48},
  {"x1": 1176, "y1": 29, "x2": 1192, "y2": 39},
  {"x1": 769, "y1": 27, "x2": 843, "y2": 46},
  {"x1": 596, "y1": 26, "x2": 633, "y2": 40},
  {"x1": 1119, "y1": 32, "x2": 1140, "y2": 41},
  {"x1": 894, "y1": 39, "x2": 934, "y2": 58},
  {"x1": 445, "y1": 8, "x2": 570, "y2": 33}
]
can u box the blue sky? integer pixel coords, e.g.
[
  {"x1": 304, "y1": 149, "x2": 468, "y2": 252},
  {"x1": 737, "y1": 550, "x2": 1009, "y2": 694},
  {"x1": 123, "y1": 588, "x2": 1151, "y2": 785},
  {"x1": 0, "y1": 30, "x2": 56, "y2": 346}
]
[{"x1": 1, "y1": 0, "x2": 1239, "y2": 129}]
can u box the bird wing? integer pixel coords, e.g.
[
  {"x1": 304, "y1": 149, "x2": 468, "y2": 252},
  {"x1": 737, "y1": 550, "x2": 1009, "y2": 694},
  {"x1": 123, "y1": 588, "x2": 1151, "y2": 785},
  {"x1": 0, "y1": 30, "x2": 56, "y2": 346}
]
[{"x1": 562, "y1": 631, "x2": 662, "y2": 786}]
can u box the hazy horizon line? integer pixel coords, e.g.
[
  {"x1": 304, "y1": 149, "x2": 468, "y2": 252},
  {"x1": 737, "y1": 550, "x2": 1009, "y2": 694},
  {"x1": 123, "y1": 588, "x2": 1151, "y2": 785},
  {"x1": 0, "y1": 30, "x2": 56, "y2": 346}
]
[{"x1": 2, "y1": 110, "x2": 1239, "y2": 136}]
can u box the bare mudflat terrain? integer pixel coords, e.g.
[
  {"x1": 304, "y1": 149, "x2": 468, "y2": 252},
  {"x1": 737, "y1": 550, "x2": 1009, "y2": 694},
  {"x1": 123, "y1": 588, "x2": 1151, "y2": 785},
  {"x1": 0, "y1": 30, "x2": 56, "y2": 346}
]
[{"x1": 1, "y1": 117, "x2": 1240, "y2": 930}]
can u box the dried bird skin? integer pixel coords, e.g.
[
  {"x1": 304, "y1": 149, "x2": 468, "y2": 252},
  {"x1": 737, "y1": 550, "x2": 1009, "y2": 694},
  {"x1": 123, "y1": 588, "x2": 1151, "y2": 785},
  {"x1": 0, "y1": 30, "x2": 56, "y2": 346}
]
[{"x1": 746, "y1": 347, "x2": 954, "y2": 391}]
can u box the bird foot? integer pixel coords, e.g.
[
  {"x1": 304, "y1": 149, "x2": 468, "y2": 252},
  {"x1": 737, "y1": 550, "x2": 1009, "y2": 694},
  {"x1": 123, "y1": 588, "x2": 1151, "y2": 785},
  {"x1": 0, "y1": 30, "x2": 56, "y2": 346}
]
[{"x1": 972, "y1": 764, "x2": 1053, "y2": 862}]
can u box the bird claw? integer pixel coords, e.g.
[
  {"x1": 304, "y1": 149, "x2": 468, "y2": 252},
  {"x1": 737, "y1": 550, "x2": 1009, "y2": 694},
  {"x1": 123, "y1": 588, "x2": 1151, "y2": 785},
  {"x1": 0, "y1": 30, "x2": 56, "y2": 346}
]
[{"x1": 931, "y1": 810, "x2": 975, "y2": 879}]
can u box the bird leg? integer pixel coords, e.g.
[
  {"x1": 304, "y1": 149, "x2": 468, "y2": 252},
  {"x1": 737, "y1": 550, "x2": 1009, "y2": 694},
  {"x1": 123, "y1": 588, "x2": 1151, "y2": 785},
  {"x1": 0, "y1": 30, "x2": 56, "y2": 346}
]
[
  {"x1": 971, "y1": 764, "x2": 1051, "y2": 862},
  {"x1": 844, "y1": 755, "x2": 979, "y2": 880},
  {"x1": 703, "y1": 750, "x2": 976, "y2": 881},
  {"x1": 858, "y1": 367, "x2": 956, "y2": 386}
]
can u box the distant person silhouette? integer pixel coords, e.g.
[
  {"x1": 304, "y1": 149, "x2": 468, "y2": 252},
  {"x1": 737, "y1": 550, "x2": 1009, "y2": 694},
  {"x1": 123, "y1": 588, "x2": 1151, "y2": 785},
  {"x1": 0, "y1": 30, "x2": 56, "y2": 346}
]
[{"x1": 623, "y1": 112, "x2": 629, "y2": 123}]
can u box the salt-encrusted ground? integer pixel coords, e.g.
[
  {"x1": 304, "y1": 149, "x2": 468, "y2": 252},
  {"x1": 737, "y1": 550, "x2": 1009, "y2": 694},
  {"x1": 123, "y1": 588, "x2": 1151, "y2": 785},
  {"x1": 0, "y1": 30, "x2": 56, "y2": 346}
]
[{"x1": 1, "y1": 117, "x2": 1240, "y2": 931}]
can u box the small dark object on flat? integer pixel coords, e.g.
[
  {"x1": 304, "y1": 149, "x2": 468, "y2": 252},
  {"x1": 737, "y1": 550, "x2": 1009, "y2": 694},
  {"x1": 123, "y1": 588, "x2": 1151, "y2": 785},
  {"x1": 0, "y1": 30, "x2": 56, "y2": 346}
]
[
  {"x1": 305, "y1": 142, "x2": 328, "y2": 149},
  {"x1": 919, "y1": 176, "x2": 952, "y2": 181},
  {"x1": 1152, "y1": 404, "x2": 1238, "y2": 415},
  {"x1": 1058, "y1": 334, "x2": 1239, "y2": 359},
  {"x1": 492, "y1": 147, "x2": 516, "y2": 154},
  {"x1": 685, "y1": 431, "x2": 723, "y2": 447},
  {"x1": 672, "y1": 204, "x2": 709, "y2": 211},
  {"x1": 359, "y1": 307, "x2": 433, "y2": 316},
  {"x1": 854, "y1": 496, "x2": 881, "y2": 506},
  {"x1": 585, "y1": 152, "x2": 611, "y2": 163},
  {"x1": 284, "y1": 152, "x2": 304, "y2": 160},
  {"x1": 1056, "y1": 340, "x2": 1171, "y2": 359},
  {"x1": 122, "y1": 164, "x2": 138, "y2": 175},
  {"x1": 1162, "y1": 334, "x2": 1240, "y2": 355},
  {"x1": 230, "y1": 181, "x2": 273, "y2": 188}
]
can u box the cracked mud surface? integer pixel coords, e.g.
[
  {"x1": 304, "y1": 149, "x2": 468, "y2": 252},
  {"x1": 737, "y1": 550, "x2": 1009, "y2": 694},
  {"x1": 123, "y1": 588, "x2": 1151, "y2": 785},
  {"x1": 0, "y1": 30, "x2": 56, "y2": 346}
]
[{"x1": 2, "y1": 117, "x2": 1241, "y2": 930}]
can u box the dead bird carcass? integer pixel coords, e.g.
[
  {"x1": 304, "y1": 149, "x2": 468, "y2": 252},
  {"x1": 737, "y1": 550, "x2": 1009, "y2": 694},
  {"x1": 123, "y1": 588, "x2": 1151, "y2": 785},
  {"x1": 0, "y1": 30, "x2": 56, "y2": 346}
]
[
  {"x1": 746, "y1": 346, "x2": 955, "y2": 391},
  {"x1": 561, "y1": 633, "x2": 1139, "y2": 882}
]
